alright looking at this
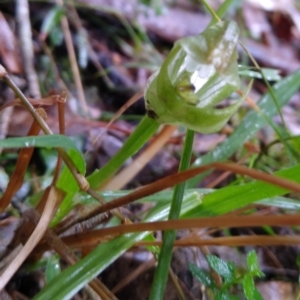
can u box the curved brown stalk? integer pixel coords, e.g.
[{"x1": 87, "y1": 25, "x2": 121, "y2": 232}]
[
  {"x1": 60, "y1": 214, "x2": 300, "y2": 249},
  {"x1": 67, "y1": 161, "x2": 300, "y2": 226}
]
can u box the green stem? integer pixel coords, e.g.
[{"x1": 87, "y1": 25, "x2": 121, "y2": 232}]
[
  {"x1": 200, "y1": 0, "x2": 221, "y2": 23},
  {"x1": 149, "y1": 129, "x2": 194, "y2": 300},
  {"x1": 208, "y1": 0, "x2": 235, "y2": 26}
]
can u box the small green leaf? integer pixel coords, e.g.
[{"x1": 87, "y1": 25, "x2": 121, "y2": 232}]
[
  {"x1": 247, "y1": 251, "x2": 264, "y2": 278},
  {"x1": 40, "y1": 6, "x2": 64, "y2": 37},
  {"x1": 243, "y1": 274, "x2": 263, "y2": 300},
  {"x1": 207, "y1": 255, "x2": 235, "y2": 283},
  {"x1": 189, "y1": 263, "x2": 215, "y2": 288},
  {"x1": 253, "y1": 288, "x2": 264, "y2": 300},
  {"x1": 45, "y1": 255, "x2": 61, "y2": 283},
  {"x1": 141, "y1": 233, "x2": 160, "y2": 257},
  {"x1": 243, "y1": 274, "x2": 255, "y2": 299}
]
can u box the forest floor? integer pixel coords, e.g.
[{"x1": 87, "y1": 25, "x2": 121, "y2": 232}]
[{"x1": 0, "y1": 1, "x2": 300, "y2": 299}]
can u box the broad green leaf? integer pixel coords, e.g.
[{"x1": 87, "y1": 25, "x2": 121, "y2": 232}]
[{"x1": 247, "y1": 251, "x2": 264, "y2": 277}]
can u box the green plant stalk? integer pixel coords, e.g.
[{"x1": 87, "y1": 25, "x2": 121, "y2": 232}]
[
  {"x1": 149, "y1": 129, "x2": 194, "y2": 300},
  {"x1": 208, "y1": 0, "x2": 236, "y2": 26},
  {"x1": 200, "y1": 0, "x2": 221, "y2": 23},
  {"x1": 87, "y1": 115, "x2": 159, "y2": 189}
]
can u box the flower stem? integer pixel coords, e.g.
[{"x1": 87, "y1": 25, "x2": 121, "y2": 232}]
[{"x1": 149, "y1": 129, "x2": 194, "y2": 300}]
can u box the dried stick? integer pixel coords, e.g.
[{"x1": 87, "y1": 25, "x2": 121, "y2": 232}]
[
  {"x1": 16, "y1": 0, "x2": 41, "y2": 99},
  {"x1": 55, "y1": 0, "x2": 88, "y2": 116}
]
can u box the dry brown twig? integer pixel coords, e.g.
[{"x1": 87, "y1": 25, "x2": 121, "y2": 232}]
[
  {"x1": 16, "y1": 0, "x2": 41, "y2": 99},
  {"x1": 55, "y1": 0, "x2": 88, "y2": 117}
]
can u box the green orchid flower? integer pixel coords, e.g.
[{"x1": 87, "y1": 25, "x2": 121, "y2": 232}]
[{"x1": 145, "y1": 20, "x2": 250, "y2": 134}]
